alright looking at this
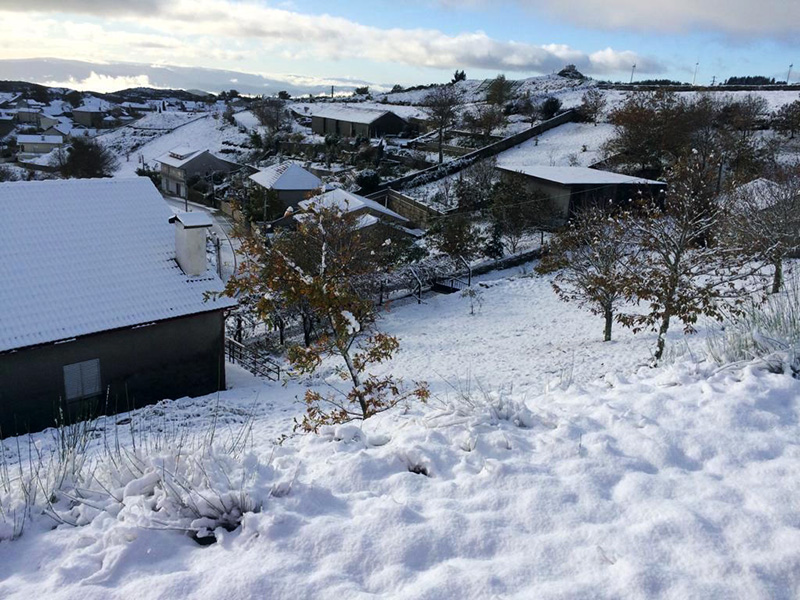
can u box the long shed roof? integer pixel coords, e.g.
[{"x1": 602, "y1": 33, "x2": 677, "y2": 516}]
[{"x1": 497, "y1": 165, "x2": 664, "y2": 186}]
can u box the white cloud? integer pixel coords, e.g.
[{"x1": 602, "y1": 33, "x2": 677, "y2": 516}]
[
  {"x1": 438, "y1": 0, "x2": 798, "y2": 38},
  {"x1": 42, "y1": 72, "x2": 161, "y2": 93},
  {"x1": 0, "y1": 1, "x2": 664, "y2": 76}
]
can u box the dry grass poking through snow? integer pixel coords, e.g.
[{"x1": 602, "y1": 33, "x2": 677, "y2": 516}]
[{"x1": 1, "y1": 266, "x2": 799, "y2": 598}]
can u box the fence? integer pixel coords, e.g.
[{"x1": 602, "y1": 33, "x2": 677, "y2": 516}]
[
  {"x1": 365, "y1": 110, "x2": 577, "y2": 194},
  {"x1": 412, "y1": 141, "x2": 474, "y2": 157},
  {"x1": 225, "y1": 337, "x2": 280, "y2": 380},
  {"x1": 600, "y1": 83, "x2": 800, "y2": 92}
]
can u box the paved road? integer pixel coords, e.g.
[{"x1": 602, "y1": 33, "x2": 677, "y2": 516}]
[{"x1": 162, "y1": 194, "x2": 239, "y2": 281}]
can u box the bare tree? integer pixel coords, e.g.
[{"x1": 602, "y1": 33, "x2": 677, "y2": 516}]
[
  {"x1": 423, "y1": 85, "x2": 463, "y2": 164},
  {"x1": 726, "y1": 165, "x2": 800, "y2": 293},
  {"x1": 462, "y1": 104, "x2": 506, "y2": 144},
  {"x1": 580, "y1": 88, "x2": 607, "y2": 125},
  {"x1": 537, "y1": 205, "x2": 637, "y2": 341},
  {"x1": 773, "y1": 100, "x2": 800, "y2": 139},
  {"x1": 491, "y1": 175, "x2": 551, "y2": 253},
  {"x1": 620, "y1": 153, "x2": 767, "y2": 361},
  {"x1": 252, "y1": 97, "x2": 288, "y2": 132},
  {"x1": 518, "y1": 92, "x2": 538, "y2": 126}
]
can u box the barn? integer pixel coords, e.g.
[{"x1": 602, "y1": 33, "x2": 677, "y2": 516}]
[
  {"x1": 496, "y1": 165, "x2": 665, "y2": 223},
  {"x1": 301, "y1": 105, "x2": 408, "y2": 138}
]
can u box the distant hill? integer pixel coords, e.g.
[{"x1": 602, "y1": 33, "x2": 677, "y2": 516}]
[{"x1": 0, "y1": 57, "x2": 379, "y2": 97}]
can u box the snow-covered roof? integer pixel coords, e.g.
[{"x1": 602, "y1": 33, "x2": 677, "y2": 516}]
[
  {"x1": 293, "y1": 104, "x2": 395, "y2": 125},
  {"x1": 0, "y1": 178, "x2": 236, "y2": 353},
  {"x1": 249, "y1": 162, "x2": 321, "y2": 191},
  {"x1": 295, "y1": 210, "x2": 380, "y2": 231},
  {"x1": 74, "y1": 98, "x2": 111, "y2": 113},
  {"x1": 727, "y1": 178, "x2": 782, "y2": 211},
  {"x1": 299, "y1": 188, "x2": 408, "y2": 222},
  {"x1": 155, "y1": 147, "x2": 205, "y2": 168},
  {"x1": 0, "y1": 92, "x2": 21, "y2": 105},
  {"x1": 48, "y1": 122, "x2": 74, "y2": 136},
  {"x1": 497, "y1": 165, "x2": 664, "y2": 186},
  {"x1": 120, "y1": 102, "x2": 151, "y2": 110},
  {"x1": 17, "y1": 134, "x2": 63, "y2": 145},
  {"x1": 170, "y1": 212, "x2": 213, "y2": 228}
]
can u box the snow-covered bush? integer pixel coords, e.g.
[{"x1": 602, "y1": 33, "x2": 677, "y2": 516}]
[
  {"x1": 707, "y1": 277, "x2": 800, "y2": 374},
  {"x1": 428, "y1": 384, "x2": 539, "y2": 430},
  {"x1": 0, "y1": 410, "x2": 278, "y2": 543}
]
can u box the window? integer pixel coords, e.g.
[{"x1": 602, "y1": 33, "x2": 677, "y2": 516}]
[{"x1": 63, "y1": 359, "x2": 102, "y2": 401}]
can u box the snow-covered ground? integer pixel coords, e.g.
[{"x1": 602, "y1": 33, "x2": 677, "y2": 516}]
[
  {"x1": 2, "y1": 264, "x2": 800, "y2": 598},
  {"x1": 497, "y1": 122, "x2": 617, "y2": 169},
  {"x1": 376, "y1": 75, "x2": 594, "y2": 106},
  {"x1": 103, "y1": 114, "x2": 252, "y2": 176}
]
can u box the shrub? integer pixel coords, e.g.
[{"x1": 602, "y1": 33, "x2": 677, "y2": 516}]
[
  {"x1": 707, "y1": 279, "x2": 800, "y2": 374},
  {"x1": 355, "y1": 169, "x2": 381, "y2": 193}
]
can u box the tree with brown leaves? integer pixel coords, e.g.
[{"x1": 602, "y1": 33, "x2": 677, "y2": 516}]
[
  {"x1": 224, "y1": 206, "x2": 428, "y2": 431},
  {"x1": 538, "y1": 205, "x2": 638, "y2": 341}
]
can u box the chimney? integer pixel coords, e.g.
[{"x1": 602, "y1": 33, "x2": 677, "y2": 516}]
[{"x1": 169, "y1": 212, "x2": 213, "y2": 276}]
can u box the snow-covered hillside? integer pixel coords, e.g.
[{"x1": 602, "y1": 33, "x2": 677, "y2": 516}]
[
  {"x1": 2, "y1": 264, "x2": 799, "y2": 599},
  {"x1": 101, "y1": 114, "x2": 252, "y2": 176},
  {"x1": 376, "y1": 74, "x2": 595, "y2": 106}
]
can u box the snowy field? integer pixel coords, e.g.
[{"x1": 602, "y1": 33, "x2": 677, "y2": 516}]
[
  {"x1": 496, "y1": 122, "x2": 616, "y2": 169},
  {"x1": 2, "y1": 263, "x2": 800, "y2": 599}
]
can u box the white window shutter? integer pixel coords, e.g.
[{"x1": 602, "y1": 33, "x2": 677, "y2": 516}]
[
  {"x1": 63, "y1": 359, "x2": 101, "y2": 401},
  {"x1": 63, "y1": 363, "x2": 83, "y2": 400},
  {"x1": 80, "y1": 359, "x2": 102, "y2": 397}
]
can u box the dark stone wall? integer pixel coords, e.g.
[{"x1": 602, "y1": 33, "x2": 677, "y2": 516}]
[{"x1": 0, "y1": 310, "x2": 226, "y2": 437}]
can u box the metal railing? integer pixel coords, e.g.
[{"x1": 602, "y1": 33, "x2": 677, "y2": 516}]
[{"x1": 225, "y1": 337, "x2": 281, "y2": 381}]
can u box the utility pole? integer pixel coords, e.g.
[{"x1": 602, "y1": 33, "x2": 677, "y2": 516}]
[
  {"x1": 692, "y1": 62, "x2": 699, "y2": 86},
  {"x1": 331, "y1": 85, "x2": 334, "y2": 98},
  {"x1": 630, "y1": 63, "x2": 636, "y2": 84}
]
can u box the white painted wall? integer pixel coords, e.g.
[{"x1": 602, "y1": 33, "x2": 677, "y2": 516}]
[{"x1": 174, "y1": 223, "x2": 207, "y2": 276}]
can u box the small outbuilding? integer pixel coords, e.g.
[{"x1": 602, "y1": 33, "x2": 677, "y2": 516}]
[
  {"x1": 16, "y1": 134, "x2": 64, "y2": 154},
  {"x1": 298, "y1": 188, "x2": 411, "y2": 231},
  {"x1": 0, "y1": 177, "x2": 236, "y2": 435},
  {"x1": 496, "y1": 165, "x2": 665, "y2": 222},
  {"x1": 248, "y1": 162, "x2": 322, "y2": 209}
]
